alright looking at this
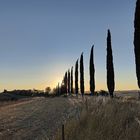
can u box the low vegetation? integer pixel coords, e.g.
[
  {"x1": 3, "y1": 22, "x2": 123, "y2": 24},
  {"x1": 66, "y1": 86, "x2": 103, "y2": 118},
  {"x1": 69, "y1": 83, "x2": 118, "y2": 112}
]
[
  {"x1": 0, "y1": 88, "x2": 55, "y2": 103},
  {"x1": 55, "y1": 97, "x2": 140, "y2": 140}
]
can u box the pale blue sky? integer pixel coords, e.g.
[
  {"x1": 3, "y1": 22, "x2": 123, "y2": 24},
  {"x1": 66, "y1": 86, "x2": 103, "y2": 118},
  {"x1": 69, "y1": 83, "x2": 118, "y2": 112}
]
[{"x1": 0, "y1": 0, "x2": 137, "y2": 91}]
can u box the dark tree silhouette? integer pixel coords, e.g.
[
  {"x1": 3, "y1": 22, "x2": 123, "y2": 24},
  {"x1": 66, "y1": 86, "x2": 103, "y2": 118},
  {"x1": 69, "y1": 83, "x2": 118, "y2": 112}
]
[
  {"x1": 57, "y1": 83, "x2": 60, "y2": 95},
  {"x1": 45, "y1": 87, "x2": 51, "y2": 94},
  {"x1": 80, "y1": 53, "x2": 84, "y2": 97},
  {"x1": 71, "y1": 66, "x2": 74, "y2": 94},
  {"x1": 90, "y1": 45, "x2": 95, "y2": 95},
  {"x1": 60, "y1": 83, "x2": 62, "y2": 94},
  {"x1": 61, "y1": 77, "x2": 65, "y2": 94},
  {"x1": 64, "y1": 72, "x2": 68, "y2": 94},
  {"x1": 68, "y1": 69, "x2": 70, "y2": 95},
  {"x1": 61, "y1": 81, "x2": 65, "y2": 95},
  {"x1": 134, "y1": 0, "x2": 140, "y2": 88},
  {"x1": 75, "y1": 59, "x2": 79, "y2": 96},
  {"x1": 106, "y1": 30, "x2": 115, "y2": 98}
]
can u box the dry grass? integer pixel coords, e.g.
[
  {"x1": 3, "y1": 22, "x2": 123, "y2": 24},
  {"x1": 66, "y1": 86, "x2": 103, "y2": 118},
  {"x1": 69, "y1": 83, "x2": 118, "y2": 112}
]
[{"x1": 55, "y1": 96, "x2": 140, "y2": 140}]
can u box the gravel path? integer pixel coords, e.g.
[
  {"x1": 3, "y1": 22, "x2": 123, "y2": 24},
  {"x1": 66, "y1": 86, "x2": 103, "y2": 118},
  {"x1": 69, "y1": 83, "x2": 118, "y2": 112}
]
[{"x1": 0, "y1": 97, "x2": 82, "y2": 140}]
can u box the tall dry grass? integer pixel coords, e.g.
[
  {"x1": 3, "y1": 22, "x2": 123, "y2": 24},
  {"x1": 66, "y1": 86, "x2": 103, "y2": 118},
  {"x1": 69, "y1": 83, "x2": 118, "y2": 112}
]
[{"x1": 55, "y1": 96, "x2": 140, "y2": 140}]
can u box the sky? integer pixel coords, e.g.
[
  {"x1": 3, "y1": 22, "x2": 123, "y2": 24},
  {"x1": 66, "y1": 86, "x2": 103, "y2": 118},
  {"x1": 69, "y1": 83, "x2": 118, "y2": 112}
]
[{"x1": 0, "y1": 0, "x2": 138, "y2": 92}]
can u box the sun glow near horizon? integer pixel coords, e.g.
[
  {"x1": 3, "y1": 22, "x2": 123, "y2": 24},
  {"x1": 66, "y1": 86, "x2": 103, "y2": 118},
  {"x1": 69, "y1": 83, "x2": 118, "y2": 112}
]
[
  {"x1": 0, "y1": 77, "x2": 138, "y2": 93},
  {"x1": 0, "y1": 0, "x2": 137, "y2": 93}
]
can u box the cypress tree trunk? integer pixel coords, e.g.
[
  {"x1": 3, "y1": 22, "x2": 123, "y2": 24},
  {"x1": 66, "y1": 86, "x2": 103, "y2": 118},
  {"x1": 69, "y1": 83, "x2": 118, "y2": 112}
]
[
  {"x1": 90, "y1": 45, "x2": 95, "y2": 95},
  {"x1": 68, "y1": 69, "x2": 70, "y2": 95},
  {"x1": 107, "y1": 30, "x2": 115, "y2": 98},
  {"x1": 80, "y1": 53, "x2": 85, "y2": 97},
  {"x1": 134, "y1": 0, "x2": 140, "y2": 88},
  {"x1": 71, "y1": 67, "x2": 73, "y2": 94},
  {"x1": 75, "y1": 60, "x2": 79, "y2": 96}
]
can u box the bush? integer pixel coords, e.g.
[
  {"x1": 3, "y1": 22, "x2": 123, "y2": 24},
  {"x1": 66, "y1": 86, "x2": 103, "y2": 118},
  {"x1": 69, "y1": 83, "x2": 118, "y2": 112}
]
[{"x1": 98, "y1": 90, "x2": 109, "y2": 96}]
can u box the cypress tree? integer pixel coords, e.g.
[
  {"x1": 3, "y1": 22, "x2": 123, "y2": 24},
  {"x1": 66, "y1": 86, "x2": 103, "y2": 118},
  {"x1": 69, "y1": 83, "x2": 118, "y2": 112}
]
[
  {"x1": 60, "y1": 82, "x2": 62, "y2": 95},
  {"x1": 71, "y1": 66, "x2": 74, "y2": 94},
  {"x1": 75, "y1": 59, "x2": 79, "y2": 96},
  {"x1": 68, "y1": 69, "x2": 70, "y2": 95},
  {"x1": 62, "y1": 76, "x2": 65, "y2": 94},
  {"x1": 90, "y1": 45, "x2": 95, "y2": 95},
  {"x1": 134, "y1": 0, "x2": 140, "y2": 88},
  {"x1": 64, "y1": 72, "x2": 68, "y2": 94},
  {"x1": 58, "y1": 83, "x2": 60, "y2": 96},
  {"x1": 106, "y1": 29, "x2": 115, "y2": 98},
  {"x1": 61, "y1": 79, "x2": 65, "y2": 95},
  {"x1": 80, "y1": 53, "x2": 85, "y2": 96}
]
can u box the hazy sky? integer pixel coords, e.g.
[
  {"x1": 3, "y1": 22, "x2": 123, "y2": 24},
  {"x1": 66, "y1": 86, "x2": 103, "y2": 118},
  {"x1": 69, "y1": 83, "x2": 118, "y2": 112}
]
[{"x1": 0, "y1": 0, "x2": 138, "y2": 91}]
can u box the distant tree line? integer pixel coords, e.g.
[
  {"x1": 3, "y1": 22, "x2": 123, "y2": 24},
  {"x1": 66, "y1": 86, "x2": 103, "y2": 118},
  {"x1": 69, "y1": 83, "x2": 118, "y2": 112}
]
[{"x1": 53, "y1": 28, "x2": 115, "y2": 98}]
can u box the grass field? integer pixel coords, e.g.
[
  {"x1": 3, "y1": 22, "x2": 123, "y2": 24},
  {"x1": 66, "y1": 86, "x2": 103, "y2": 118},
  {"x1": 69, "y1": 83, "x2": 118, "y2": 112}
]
[
  {"x1": 55, "y1": 95, "x2": 140, "y2": 140},
  {"x1": 0, "y1": 91, "x2": 140, "y2": 140}
]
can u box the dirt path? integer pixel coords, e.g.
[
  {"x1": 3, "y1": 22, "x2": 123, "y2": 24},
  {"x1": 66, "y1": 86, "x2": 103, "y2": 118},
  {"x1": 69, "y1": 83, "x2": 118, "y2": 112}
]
[{"x1": 0, "y1": 97, "x2": 81, "y2": 140}]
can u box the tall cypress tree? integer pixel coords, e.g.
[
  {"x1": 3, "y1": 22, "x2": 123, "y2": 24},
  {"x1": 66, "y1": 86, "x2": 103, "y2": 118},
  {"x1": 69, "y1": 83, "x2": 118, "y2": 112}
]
[
  {"x1": 58, "y1": 82, "x2": 60, "y2": 96},
  {"x1": 134, "y1": 0, "x2": 140, "y2": 88},
  {"x1": 75, "y1": 59, "x2": 79, "y2": 96},
  {"x1": 107, "y1": 30, "x2": 115, "y2": 97},
  {"x1": 80, "y1": 53, "x2": 84, "y2": 96},
  {"x1": 64, "y1": 72, "x2": 68, "y2": 94},
  {"x1": 71, "y1": 66, "x2": 73, "y2": 94},
  {"x1": 60, "y1": 82, "x2": 62, "y2": 95},
  {"x1": 62, "y1": 76, "x2": 65, "y2": 94},
  {"x1": 68, "y1": 69, "x2": 70, "y2": 95},
  {"x1": 61, "y1": 78, "x2": 65, "y2": 95},
  {"x1": 90, "y1": 45, "x2": 95, "y2": 95}
]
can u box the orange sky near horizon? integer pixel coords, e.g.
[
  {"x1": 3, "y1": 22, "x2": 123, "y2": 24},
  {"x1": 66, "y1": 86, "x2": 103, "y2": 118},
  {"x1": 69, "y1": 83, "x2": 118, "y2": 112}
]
[
  {"x1": 0, "y1": 72, "x2": 138, "y2": 92},
  {"x1": 0, "y1": 0, "x2": 138, "y2": 93}
]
